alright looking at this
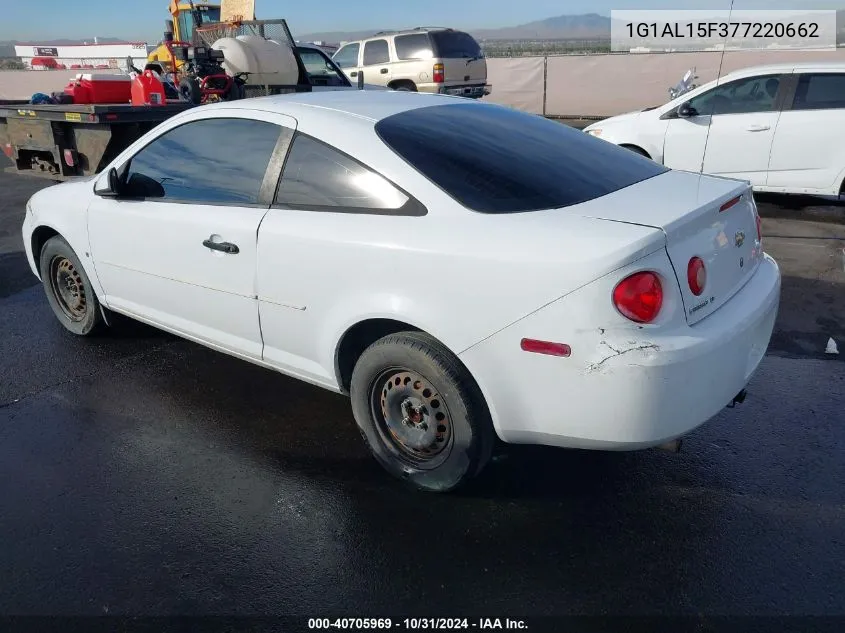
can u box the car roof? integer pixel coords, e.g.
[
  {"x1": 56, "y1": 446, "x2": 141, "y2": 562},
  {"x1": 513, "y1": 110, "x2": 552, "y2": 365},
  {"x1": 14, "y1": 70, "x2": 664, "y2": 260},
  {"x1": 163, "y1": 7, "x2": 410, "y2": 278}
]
[
  {"x1": 205, "y1": 89, "x2": 471, "y2": 124},
  {"x1": 723, "y1": 60, "x2": 845, "y2": 78}
]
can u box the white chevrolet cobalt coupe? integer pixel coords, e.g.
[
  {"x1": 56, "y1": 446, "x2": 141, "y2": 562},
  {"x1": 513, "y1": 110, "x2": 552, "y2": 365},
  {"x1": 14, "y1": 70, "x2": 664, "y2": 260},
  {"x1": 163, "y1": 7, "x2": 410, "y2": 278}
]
[{"x1": 22, "y1": 90, "x2": 781, "y2": 492}]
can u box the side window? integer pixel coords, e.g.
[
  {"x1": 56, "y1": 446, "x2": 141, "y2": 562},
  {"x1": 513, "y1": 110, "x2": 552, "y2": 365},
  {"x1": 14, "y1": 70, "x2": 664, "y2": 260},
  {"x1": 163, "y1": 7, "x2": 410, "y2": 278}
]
[
  {"x1": 394, "y1": 34, "x2": 433, "y2": 61},
  {"x1": 332, "y1": 43, "x2": 360, "y2": 68},
  {"x1": 123, "y1": 118, "x2": 281, "y2": 204},
  {"x1": 688, "y1": 75, "x2": 782, "y2": 116},
  {"x1": 792, "y1": 73, "x2": 845, "y2": 111},
  {"x1": 275, "y1": 134, "x2": 412, "y2": 212},
  {"x1": 363, "y1": 39, "x2": 390, "y2": 66}
]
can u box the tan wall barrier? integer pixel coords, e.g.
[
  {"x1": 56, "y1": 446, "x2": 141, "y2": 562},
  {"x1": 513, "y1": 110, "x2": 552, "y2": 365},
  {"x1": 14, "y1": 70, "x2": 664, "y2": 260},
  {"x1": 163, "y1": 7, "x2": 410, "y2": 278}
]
[
  {"x1": 486, "y1": 49, "x2": 845, "y2": 118},
  {"x1": 485, "y1": 57, "x2": 545, "y2": 114},
  {"x1": 0, "y1": 70, "x2": 80, "y2": 101},
  {"x1": 5, "y1": 49, "x2": 845, "y2": 114}
]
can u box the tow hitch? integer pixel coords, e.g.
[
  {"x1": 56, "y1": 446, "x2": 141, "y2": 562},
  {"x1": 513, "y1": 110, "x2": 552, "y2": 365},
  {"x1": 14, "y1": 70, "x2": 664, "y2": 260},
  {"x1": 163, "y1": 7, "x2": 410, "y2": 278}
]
[{"x1": 727, "y1": 389, "x2": 748, "y2": 408}]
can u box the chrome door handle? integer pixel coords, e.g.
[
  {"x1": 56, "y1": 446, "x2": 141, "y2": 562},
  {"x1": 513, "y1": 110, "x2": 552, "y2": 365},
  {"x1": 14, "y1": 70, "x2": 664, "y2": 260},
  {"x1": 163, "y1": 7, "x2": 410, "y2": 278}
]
[{"x1": 747, "y1": 125, "x2": 771, "y2": 132}]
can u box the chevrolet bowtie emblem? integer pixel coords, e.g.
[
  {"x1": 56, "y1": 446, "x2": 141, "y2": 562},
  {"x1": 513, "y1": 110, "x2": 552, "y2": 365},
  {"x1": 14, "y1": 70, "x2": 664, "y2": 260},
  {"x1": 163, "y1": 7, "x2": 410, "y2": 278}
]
[{"x1": 735, "y1": 231, "x2": 745, "y2": 247}]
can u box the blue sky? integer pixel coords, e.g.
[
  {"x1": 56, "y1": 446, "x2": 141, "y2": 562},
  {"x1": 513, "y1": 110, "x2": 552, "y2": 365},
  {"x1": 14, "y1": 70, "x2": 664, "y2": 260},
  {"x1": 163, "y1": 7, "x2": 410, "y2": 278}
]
[{"x1": 2, "y1": 0, "x2": 841, "y2": 42}]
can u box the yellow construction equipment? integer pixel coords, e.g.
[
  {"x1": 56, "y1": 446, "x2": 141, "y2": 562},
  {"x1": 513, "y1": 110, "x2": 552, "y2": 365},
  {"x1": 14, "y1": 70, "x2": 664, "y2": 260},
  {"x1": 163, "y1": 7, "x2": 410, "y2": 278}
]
[{"x1": 148, "y1": 1, "x2": 223, "y2": 69}]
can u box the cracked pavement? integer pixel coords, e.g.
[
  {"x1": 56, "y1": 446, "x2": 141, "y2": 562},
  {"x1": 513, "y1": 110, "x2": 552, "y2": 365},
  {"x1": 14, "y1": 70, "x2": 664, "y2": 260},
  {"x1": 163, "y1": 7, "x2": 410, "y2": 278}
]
[{"x1": 1, "y1": 157, "x2": 844, "y2": 617}]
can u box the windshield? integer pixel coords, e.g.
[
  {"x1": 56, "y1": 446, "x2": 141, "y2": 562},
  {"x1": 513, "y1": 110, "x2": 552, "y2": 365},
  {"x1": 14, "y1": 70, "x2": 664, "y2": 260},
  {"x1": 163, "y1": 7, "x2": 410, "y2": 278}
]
[
  {"x1": 430, "y1": 31, "x2": 482, "y2": 59},
  {"x1": 375, "y1": 103, "x2": 667, "y2": 214},
  {"x1": 297, "y1": 47, "x2": 351, "y2": 87}
]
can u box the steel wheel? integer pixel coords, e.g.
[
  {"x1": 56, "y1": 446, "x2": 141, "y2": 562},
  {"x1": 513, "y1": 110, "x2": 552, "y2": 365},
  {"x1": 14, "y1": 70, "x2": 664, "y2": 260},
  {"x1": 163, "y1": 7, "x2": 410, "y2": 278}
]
[
  {"x1": 48, "y1": 255, "x2": 87, "y2": 322},
  {"x1": 370, "y1": 368, "x2": 453, "y2": 469}
]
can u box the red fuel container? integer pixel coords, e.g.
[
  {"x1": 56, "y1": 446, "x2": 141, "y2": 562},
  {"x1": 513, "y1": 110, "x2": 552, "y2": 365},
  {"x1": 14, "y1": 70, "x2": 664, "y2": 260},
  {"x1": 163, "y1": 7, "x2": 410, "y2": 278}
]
[
  {"x1": 130, "y1": 70, "x2": 167, "y2": 106},
  {"x1": 64, "y1": 73, "x2": 132, "y2": 105}
]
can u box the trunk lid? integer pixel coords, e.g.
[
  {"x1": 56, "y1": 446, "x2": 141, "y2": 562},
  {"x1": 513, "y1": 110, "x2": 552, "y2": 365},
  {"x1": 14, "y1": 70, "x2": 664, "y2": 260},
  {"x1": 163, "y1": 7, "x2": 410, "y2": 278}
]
[
  {"x1": 572, "y1": 170, "x2": 763, "y2": 325},
  {"x1": 430, "y1": 30, "x2": 487, "y2": 84}
]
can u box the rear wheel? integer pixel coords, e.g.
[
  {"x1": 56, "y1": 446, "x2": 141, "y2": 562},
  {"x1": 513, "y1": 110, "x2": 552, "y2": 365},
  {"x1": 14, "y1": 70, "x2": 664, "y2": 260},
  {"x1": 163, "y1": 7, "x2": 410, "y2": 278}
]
[
  {"x1": 39, "y1": 235, "x2": 103, "y2": 336},
  {"x1": 350, "y1": 331, "x2": 494, "y2": 492},
  {"x1": 391, "y1": 81, "x2": 417, "y2": 92}
]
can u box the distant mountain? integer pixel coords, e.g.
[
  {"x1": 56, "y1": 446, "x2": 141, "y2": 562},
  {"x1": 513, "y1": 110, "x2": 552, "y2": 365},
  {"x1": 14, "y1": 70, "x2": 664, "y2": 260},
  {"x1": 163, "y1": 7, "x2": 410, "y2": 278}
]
[
  {"x1": 295, "y1": 14, "x2": 612, "y2": 43},
  {"x1": 297, "y1": 10, "x2": 845, "y2": 44},
  {"x1": 473, "y1": 13, "x2": 611, "y2": 40}
]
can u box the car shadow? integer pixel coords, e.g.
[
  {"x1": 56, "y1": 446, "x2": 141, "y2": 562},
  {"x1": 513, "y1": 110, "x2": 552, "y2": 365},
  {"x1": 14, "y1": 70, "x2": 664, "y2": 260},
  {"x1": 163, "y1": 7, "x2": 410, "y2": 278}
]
[{"x1": 0, "y1": 251, "x2": 39, "y2": 299}]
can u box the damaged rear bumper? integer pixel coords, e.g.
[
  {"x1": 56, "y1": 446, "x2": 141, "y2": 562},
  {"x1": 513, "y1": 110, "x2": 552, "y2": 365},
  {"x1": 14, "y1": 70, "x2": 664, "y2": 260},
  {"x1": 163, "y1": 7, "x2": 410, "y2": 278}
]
[{"x1": 459, "y1": 253, "x2": 781, "y2": 451}]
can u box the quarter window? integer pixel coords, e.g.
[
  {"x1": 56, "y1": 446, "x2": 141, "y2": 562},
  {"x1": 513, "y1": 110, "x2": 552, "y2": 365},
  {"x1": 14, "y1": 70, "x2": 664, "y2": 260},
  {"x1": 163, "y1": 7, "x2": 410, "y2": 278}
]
[
  {"x1": 394, "y1": 34, "x2": 433, "y2": 60},
  {"x1": 123, "y1": 118, "x2": 281, "y2": 204},
  {"x1": 333, "y1": 43, "x2": 360, "y2": 68},
  {"x1": 363, "y1": 39, "x2": 390, "y2": 66},
  {"x1": 792, "y1": 73, "x2": 845, "y2": 110},
  {"x1": 275, "y1": 134, "x2": 412, "y2": 212},
  {"x1": 688, "y1": 74, "x2": 782, "y2": 116}
]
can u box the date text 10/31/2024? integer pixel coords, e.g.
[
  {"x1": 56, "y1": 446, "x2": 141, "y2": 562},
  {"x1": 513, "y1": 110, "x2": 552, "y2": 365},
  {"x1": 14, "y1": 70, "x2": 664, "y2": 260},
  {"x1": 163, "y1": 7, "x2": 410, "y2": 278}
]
[
  {"x1": 307, "y1": 618, "x2": 529, "y2": 630},
  {"x1": 625, "y1": 21, "x2": 820, "y2": 39}
]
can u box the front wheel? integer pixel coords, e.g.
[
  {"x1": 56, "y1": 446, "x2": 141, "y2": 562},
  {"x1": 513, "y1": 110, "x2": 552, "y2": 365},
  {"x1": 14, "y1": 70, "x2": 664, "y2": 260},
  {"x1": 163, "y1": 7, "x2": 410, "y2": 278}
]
[
  {"x1": 350, "y1": 332, "x2": 494, "y2": 492},
  {"x1": 39, "y1": 235, "x2": 103, "y2": 336}
]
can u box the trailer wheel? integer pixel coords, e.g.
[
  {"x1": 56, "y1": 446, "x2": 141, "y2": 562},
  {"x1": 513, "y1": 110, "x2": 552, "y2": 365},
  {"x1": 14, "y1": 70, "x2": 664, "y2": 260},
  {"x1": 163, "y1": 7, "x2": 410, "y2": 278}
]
[{"x1": 179, "y1": 77, "x2": 202, "y2": 104}]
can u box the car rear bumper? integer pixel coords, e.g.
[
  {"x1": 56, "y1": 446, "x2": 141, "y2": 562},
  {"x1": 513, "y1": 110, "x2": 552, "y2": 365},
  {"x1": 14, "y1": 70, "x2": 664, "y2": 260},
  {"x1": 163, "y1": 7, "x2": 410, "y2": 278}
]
[
  {"x1": 418, "y1": 83, "x2": 491, "y2": 98},
  {"x1": 459, "y1": 253, "x2": 781, "y2": 450}
]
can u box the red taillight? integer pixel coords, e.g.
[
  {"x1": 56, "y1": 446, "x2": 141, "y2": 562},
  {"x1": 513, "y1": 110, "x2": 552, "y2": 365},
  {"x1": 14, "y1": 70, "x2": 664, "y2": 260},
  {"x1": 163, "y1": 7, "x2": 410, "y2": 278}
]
[
  {"x1": 687, "y1": 257, "x2": 706, "y2": 296},
  {"x1": 613, "y1": 272, "x2": 663, "y2": 324},
  {"x1": 433, "y1": 63, "x2": 444, "y2": 83},
  {"x1": 719, "y1": 195, "x2": 741, "y2": 212},
  {"x1": 520, "y1": 339, "x2": 571, "y2": 357},
  {"x1": 63, "y1": 149, "x2": 75, "y2": 167},
  {"x1": 2, "y1": 143, "x2": 11, "y2": 158},
  {"x1": 755, "y1": 212, "x2": 763, "y2": 243}
]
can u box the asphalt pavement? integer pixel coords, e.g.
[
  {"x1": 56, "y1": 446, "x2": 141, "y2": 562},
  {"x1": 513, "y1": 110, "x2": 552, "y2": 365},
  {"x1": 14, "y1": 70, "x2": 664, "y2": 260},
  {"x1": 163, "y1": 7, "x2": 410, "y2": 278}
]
[{"x1": 1, "y1": 156, "x2": 844, "y2": 622}]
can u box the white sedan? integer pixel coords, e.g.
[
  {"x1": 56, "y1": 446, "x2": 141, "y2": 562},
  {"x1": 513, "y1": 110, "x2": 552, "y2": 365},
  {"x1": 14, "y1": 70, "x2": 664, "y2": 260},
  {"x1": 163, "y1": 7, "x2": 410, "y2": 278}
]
[
  {"x1": 584, "y1": 62, "x2": 845, "y2": 197},
  {"x1": 22, "y1": 90, "x2": 781, "y2": 492}
]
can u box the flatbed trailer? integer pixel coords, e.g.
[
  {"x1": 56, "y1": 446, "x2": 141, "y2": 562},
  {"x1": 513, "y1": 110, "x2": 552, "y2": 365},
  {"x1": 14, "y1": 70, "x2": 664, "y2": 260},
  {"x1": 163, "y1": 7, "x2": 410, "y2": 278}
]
[
  {"x1": 1, "y1": 23, "x2": 355, "y2": 182},
  {"x1": 0, "y1": 100, "x2": 199, "y2": 181}
]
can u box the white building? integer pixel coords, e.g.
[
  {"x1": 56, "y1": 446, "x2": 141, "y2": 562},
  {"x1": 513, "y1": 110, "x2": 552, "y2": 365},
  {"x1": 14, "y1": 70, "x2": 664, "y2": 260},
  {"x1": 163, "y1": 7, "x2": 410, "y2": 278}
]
[{"x1": 14, "y1": 40, "x2": 153, "y2": 71}]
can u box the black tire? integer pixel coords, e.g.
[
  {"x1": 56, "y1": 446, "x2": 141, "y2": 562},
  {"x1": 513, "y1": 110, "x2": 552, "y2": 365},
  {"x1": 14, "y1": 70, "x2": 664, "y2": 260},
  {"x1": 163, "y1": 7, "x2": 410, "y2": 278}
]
[
  {"x1": 391, "y1": 81, "x2": 417, "y2": 92},
  {"x1": 38, "y1": 235, "x2": 103, "y2": 336},
  {"x1": 350, "y1": 331, "x2": 494, "y2": 492},
  {"x1": 223, "y1": 81, "x2": 245, "y2": 101},
  {"x1": 179, "y1": 77, "x2": 202, "y2": 104}
]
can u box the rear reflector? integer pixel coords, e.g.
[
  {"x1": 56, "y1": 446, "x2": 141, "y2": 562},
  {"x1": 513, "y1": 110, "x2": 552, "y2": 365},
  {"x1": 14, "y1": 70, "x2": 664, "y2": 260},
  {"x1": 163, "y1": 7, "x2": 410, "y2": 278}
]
[
  {"x1": 520, "y1": 339, "x2": 571, "y2": 357},
  {"x1": 719, "y1": 196, "x2": 741, "y2": 212}
]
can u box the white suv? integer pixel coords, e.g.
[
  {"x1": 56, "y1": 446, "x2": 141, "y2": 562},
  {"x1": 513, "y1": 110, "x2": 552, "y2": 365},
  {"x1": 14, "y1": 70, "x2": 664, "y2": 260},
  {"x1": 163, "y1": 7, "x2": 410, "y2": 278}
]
[
  {"x1": 332, "y1": 27, "x2": 491, "y2": 98},
  {"x1": 584, "y1": 62, "x2": 845, "y2": 197}
]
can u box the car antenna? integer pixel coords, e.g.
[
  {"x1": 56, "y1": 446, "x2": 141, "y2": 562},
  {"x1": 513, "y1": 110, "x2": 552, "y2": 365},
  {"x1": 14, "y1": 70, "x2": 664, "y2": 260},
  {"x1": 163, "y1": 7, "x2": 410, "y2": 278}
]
[{"x1": 700, "y1": 0, "x2": 734, "y2": 173}]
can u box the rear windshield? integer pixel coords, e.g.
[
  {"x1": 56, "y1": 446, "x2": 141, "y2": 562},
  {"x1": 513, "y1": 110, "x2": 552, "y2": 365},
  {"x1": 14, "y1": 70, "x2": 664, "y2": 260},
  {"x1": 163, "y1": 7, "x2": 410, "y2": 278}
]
[
  {"x1": 374, "y1": 103, "x2": 668, "y2": 214},
  {"x1": 430, "y1": 30, "x2": 482, "y2": 59}
]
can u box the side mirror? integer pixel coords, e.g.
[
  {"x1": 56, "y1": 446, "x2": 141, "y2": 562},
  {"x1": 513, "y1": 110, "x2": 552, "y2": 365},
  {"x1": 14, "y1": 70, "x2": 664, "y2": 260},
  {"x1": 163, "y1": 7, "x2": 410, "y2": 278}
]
[
  {"x1": 94, "y1": 167, "x2": 123, "y2": 198},
  {"x1": 677, "y1": 102, "x2": 697, "y2": 118}
]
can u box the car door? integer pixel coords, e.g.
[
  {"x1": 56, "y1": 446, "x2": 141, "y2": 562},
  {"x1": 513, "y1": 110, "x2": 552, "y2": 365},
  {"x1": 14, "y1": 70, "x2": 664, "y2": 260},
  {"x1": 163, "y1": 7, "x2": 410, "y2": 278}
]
[
  {"x1": 332, "y1": 42, "x2": 361, "y2": 83},
  {"x1": 766, "y1": 70, "x2": 845, "y2": 194},
  {"x1": 87, "y1": 111, "x2": 295, "y2": 361},
  {"x1": 361, "y1": 38, "x2": 392, "y2": 85},
  {"x1": 255, "y1": 132, "x2": 424, "y2": 388},
  {"x1": 663, "y1": 73, "x2": 784, "y2": 185}
]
